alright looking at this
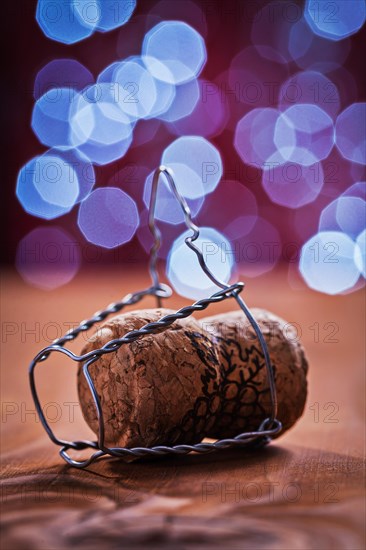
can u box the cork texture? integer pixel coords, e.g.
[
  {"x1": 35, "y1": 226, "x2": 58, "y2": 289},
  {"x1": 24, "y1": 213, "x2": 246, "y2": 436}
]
[
  {"x1": 77, "y1": 309, "x2": 221, "y2": 447},
  {"x1": 201, "y1": 308, "x2": 308, "y2": 438},
  {"x1": 78, "y1": 307, "x2": 308, "y2": 447}
]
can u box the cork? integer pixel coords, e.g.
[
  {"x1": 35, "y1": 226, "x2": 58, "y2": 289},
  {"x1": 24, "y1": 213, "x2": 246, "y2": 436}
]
[
  {"x1": 77, "y1": 309, "x2": 221, "y2": 448},
  {"x1": 201, "y1": 309, "x2": 308, "y2": 438},
  {"x1": 77, "y1": 308, "x2": 308, "y2": 448}
]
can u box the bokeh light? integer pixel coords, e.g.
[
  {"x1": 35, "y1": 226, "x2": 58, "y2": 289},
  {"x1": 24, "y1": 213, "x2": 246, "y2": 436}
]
[
  {"x1": 112, "y1": 58, "x2": 158, "y2": 119},
  {"x1": 32, "y1": 156, "x2": 78, "y2": 208},
  {"x1": 300, "y1": 231, "x2": 361, "y2": 294},
  {"x1": 145, "y1": 65, "x2": 176, "y2": 119},
  {"x1": 75, "y1": 0, "x2": 136, "y2": 33},
  {"x1": 16, "y1": 226, "x2": 81, "y2": 290},
  {"x1": 97, "y1": 61, "x2": 122, "y2": 85},
  {"x1": 36, "y1": 0, "x2": 96, "y2": 44},
  {"x1": 16, "y1": 156, "x2": 79, "y2": 220},
  {"x1": 142, "y1": 21, "x2": 206, "y2": 84},
  {"x1": 319, "y1": 196, "x2": 366, "y2": 240},
  {"x1": 99, "y1": 56, "x2": 176, "y2": 120},
  {"x1": 338, "y1": 202, "x2": 366, "y2": 241},
  {"x1": 262, "y1": 161, "x2": 324, "y2": 208},
  {"x1": 342, "y1": 181, "x2": 366, "y2": 200},
  {"x1": 42, "y1": 147, "x2": 95, "y2": 202},
  {"x1": 234, "y1": 108, "x2": 289, "y2": 168},
  {"x1": 17, "y1": 0, "x2": 366, "y2": 298},
  {"x1": 161, "y1": 137, "x2": 222, "y2": 199},
  {"x1": 69, "y1": 85, "x2": 133, "y2": 165},
  {"x1": 167, "y1": 227, "x2": 234, "y2": 300},
  {"x1": 32, "y1": 88, "x2": 74, "y2": 147},
  {"x1": 354, "y1": 230, "x2": 366, "y2": 278},
  {"x1": 274, "y1": 104, "x2": 334, "y2": 166},
  {"x1": 34, "y1": 59, "x2": 94, "y2": 100},
  {"x1": 279, "y1": 71, "x2": 341, "y2": 120},
  {"x1": 143, "y1": 170, "x2": 204, "y2": 225},
  {"x1": 336, "y1": 199, "x2": 366, "y2": 241},
  {"x1": 77, "y1": 187, "x2": 139, "y2": 248},
  {"x1": 304, "y1": 0, "x2": 366, "y2": 41},
  {"x1": 335, "y1": 103, "x2": 366, "y2": 165},
  {"x1": 158, "y1": 78, "x2": 199, "y2": 122}
]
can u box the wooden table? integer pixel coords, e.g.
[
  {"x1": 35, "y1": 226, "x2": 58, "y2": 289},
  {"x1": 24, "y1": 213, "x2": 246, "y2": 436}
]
[{"x1": 1, "y1": 267, "x2": 365, "y2": 549}]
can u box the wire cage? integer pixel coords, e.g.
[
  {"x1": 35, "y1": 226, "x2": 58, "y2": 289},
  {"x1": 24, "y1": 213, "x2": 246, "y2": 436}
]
[{"x1": 29, "y1": 166, "x2": 282, "y2": 468}]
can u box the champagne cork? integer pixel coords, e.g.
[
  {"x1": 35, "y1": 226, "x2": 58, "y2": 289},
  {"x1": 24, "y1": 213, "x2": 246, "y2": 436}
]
[
  {"x1": 77, "y1": 310, "x2": 221, "y2": 448},
  {"x1": 77, "y1": 308, "x2": 308, "y2": 448},
  {"x1": 201, "y1": 309, "x2": 308, "y2": 438}
]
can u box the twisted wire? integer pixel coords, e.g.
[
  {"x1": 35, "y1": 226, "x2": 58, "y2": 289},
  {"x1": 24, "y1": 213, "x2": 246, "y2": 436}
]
[
  {"x1": 59, "y1": 418, "x2": 282, "y2": 469},
  {"x1": 28, "y1": 166, "x2": 281, "y2": 469},
  {"x1": 46, "y1": 285, "x2": 172, "y2": 352}
]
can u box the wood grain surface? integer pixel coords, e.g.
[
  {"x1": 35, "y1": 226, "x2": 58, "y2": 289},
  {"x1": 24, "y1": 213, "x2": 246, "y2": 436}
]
[{"x1": 1, "y1": 267, "x2": 365, "y2": 549}]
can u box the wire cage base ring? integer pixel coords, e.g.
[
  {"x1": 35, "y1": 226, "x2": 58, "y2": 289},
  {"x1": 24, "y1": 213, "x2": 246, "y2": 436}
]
[{"x1": 59, "y1": 418, "x2": 283, "y2": 469}]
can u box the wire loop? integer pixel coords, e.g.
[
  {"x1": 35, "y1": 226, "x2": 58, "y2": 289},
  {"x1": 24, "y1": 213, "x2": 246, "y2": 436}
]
[{"x1": 29, "y1": 166, "x2": 281, "y2": 468}]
